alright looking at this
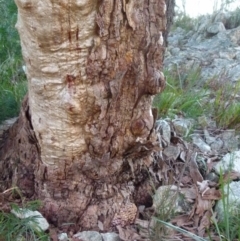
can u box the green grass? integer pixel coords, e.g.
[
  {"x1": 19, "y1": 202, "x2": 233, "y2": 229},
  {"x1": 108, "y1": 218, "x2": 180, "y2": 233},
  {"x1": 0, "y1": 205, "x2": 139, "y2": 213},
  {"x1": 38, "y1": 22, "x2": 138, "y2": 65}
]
[
  {"x1": 0, "y1": 200, "x2": 49, "y2": 241},
  {"x1": 212, "y1": 168, "x2": 240, "y2": 241},
  {"x1": 212, "y1": 82, "x2": 240, "y2": 129},
  {"x1": 0, "y1": 0, "x2": 27, "y2": 124},
  {"x1": 153, "y1": 67, "x2": 207, "y2": 119},
  {"x1": 224, "y1": 7, "x2": 240, "y2": 29},
  {"x1": 154, "y1": 66, "x2": 240, "y2": 131},
  {"x1": 171, "y1": 14, "x2": 197, "y2": 31},
  {"x1": 0, "y1": 65, "x2": 27, "y2": 124}
]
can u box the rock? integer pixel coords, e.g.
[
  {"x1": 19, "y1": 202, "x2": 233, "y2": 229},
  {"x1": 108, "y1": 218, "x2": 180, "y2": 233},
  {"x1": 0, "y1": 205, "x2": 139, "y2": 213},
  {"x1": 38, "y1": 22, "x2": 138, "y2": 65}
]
[
  {"x1": 164, "y1": 9, "x2": 240, "y2": 84},
  {"x1": 191, "y1": 134, "x2": 211, "y2": 153},
  {"x1": 173, "y1": 118, "x2": 193, "y2": 137},
  {"x1": 11, "y1": 208, "x2": 49, "y2": 232},
  {"x1": 215, "y1": 181, "x2": 240, "y2": 221},
  {"x1": 73, "y1": 231, "x2": 102, "y2": 241},
  {"x1": 203, "y1": 129, "x2": 223, "y2": 151},
  {"x1": 207, "y1": 22, "x2": 225, "y2": 35},
  {"x1": 163, "y1": 144, "x2": 180, "y2": 160},
  {"x1": 101, "y1": 233, "x2": 121, "y2": 241},
  {"x1": 170, "y1": 47, "x2": 180, "y2": 56},
  {"x1": 198, "y1": 116, "x2": 217, "y2": 129},
  {"x1": 210, "y1": 138, "x2": 223, "y2": 151},
  {"x1": 205, "y1": 172, "x2": 219, "y2": 182},
  {"x1": 213, "y1": 11, "x2": 229, "y2": 26},
  {"x1": 214, "y1": 151, "x2": 240, "y2": 174},
  {"x1": 228, "y1": 26, "x2": 240, "y2": 45},
  {"x1": 58, "y1": 233, "x2": 68, "y2": 241},
  {"x1": 0, "y1": 117, "x2": 18, "y2": 139},
  {"x1": 221, "y1": 129, "x2": 238, "y2": 151},
  {"x1": 153, "y1": 185, "x2": 191, "y2": 214},
  {"x1": 155, "y1": 119, "x2": 171, "y2": 146}
]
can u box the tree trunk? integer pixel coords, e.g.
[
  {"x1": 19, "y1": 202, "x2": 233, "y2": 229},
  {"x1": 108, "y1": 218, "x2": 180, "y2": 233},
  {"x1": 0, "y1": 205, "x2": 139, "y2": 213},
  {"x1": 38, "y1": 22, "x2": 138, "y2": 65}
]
[{"x1": 0, "y1": 0, "x2": 173, "y2": 232}]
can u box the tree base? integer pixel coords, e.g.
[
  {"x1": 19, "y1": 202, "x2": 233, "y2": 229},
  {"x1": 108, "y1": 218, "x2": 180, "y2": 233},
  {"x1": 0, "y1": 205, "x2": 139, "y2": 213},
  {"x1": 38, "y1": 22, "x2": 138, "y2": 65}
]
[{"x1": 0, "y1": 96, "x2": 160, "y2": 232}]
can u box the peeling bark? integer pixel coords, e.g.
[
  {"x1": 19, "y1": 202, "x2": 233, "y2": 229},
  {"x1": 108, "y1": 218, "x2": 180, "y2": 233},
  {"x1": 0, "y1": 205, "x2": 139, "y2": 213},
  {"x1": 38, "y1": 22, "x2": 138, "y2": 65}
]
[{"x1": 0, "y1": 0, "x2": 173, "y2": 231}]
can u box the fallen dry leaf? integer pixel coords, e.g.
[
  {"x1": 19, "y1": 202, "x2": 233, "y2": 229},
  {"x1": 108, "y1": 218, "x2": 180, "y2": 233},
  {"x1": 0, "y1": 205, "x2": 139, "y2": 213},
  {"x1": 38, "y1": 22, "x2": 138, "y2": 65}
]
[
  {"x1": 223, "y1": 171, "x2": 240, "y2": 182},
  {"x1": 189, "y1": 152, "x2": 204, "y2": 184},
  {"x1": 117, "y1": 225, "x2": 142, "y2": 241},
  {"x1": 198, "y1": 210, "x2": 212, "y2": 237},
  {"x1": 202, "y1": 188, "x2": 221, "y2": 200}
]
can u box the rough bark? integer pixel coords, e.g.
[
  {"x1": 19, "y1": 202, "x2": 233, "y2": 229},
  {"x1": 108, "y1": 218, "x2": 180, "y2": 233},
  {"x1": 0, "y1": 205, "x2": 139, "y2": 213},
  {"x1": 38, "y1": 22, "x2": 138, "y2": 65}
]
[{"x1": 0, "y1": 0, "x2": 173, "y2": 232}]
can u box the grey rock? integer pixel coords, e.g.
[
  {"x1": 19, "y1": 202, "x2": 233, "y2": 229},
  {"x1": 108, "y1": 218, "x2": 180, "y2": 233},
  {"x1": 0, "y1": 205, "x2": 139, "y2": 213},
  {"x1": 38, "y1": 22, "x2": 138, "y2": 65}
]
[
  {"x1": 202, "y1": 129, "x2": 223, "y2": 151},
  {"x1": 213, "y1": 11, "x2": 229, "y2": 25},
  {"x1": 11, "y1": 209, "x2": 49, "y2": 232},
  {"x1": 173, "y1": 118, "x2": 193, "y2": 137},
  {"x1": 221, "y1": 129, "x2": 238, "y2": 151},
  {"x1": 155, "y1": 119, "x2": 171, "y2": 146},
  {"x1": 198, "y1": 116, "x2": 210, "y2": 128},
  {"x1": 153, "y1": 185, "x2": 191, "y2": 214},
  {"x1": 235, "y1": 47, "x2": 240, "y2": 60},
  {"x1": 163, "y1": 145, "x2": 181, "y2": 160},
  {"x1": 210, "y1": 138, "x2": 223, "y2": 151},
  {"x1": 215, "y1": 181, "x2": 240, "y2": 221},
  {"x1": 219, "y1": 51, "x2": 236, "y2": 60},
  {"x1": 228, "y1": 26, "x2": 240, "y2": 45},
  {"x1": 192, "y1": 134, "x2": 211, "y2": 153},
  {"x1": 170, "y1": 47, "x2": 180, "y2": 56},
  {"x1": 0, "y1": 117, "x2": 18, "y2": 138},
  {"x1": 207, "y1": 22, "x2": 225, "y2": 35},
  {"x1": 164, "y1": 10, "x2": 240, "y2": 84},
  {"x1": 101, "y1": 233, "x2": 121, "y2": 241},
  {"x1": 58, "y1": 233, "x2": 68, "y2": 241},
  {"x1": 227, "y1": 64, "x2": 240, "y2": 81},
  {"x1": 205, "y1": 172, "x2": 219, "y2": 182},
  {"x1": 214, "y1": 151, "x2": 240, "y2": 174},
  {"x1": 73, "y1": 231, "x2": 102, "y2": 241},
  {"x1": 203, "y1": 129, "x2": 216, "y2": 145}
]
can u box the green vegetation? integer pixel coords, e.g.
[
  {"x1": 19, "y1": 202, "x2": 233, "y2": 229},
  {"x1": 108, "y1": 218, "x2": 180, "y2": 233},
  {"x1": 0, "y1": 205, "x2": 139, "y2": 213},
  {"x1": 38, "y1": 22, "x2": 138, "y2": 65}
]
[
  {"x1": 154, "y1": 66, "x2": 240, "y2": 130},
  {"x1": 151, "y1": 173, "x2": 240, "y2": 241},
  {"x1": 0, "y1": 0, "x2": 27, "y2": 124},
  {"x1": 154, "y1": 66, "x2": 207, "y2": 119},
  {"x1": 212, "y1": 168, "x2": 240, "y2": 241},
  {"x1": 172, "y1": 14, "x2": 197, "y2": 31},
  {"x1": 0, "y1": 198, "x2": 49, "y2": 241},
  {"x1": 225, "y1": 7, "x2": 240, "y2": 29}
]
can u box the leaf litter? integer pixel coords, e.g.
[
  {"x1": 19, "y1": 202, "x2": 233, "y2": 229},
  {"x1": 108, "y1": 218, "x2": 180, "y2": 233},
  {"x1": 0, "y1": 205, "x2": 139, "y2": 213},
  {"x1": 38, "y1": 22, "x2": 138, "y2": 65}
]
[{"x1": 129, "y1": 119, "x2": 240, "y2": 241}]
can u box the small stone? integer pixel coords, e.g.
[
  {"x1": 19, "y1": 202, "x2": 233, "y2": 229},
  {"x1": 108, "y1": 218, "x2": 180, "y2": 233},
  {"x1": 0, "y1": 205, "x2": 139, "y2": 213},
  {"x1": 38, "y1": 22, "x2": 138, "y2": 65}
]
[
  {"x1": 101, "y1": 233, "x2": 121, "y2": 241},
  {"x1": 58, "y1": 233, "x2": 68, "y2": 241},
  {"x1": 207, "y1": 22, "x2": 225, "y2": 35},
  {"x1": 11, "y1": 209, "x2": 49, "y2": 232},
  {"x1": 73, "y1": 231, "x2": 102, "y2": 241},
  {"x1": 215, "y1": 181, "x2": 240, "y2": 221},
  {"x1": 153, "y1": 185, "x2": 191, "y2": 214},
  {"x1": 214, "y1": 150, "x2": 240, "y2": 174},
  {"x1": 203, "y1": 129, "x2": 216, "y2": 145},
  {"x1": 155, "y1": 119, "x2": 171, "y2": 146},
  {"x1": 173, "y1": 118, "x2": 193, "y2": 137},
  {"x1": 210, "y1": 138, "x2": 223, "y2": 151},
  {"x1": 163, "y1": 145, "x2": 180, "y2": 160},
  {"x1": 192, "y1": 134, "x2": 211, "y2": 153},
  {"x1": 205, "y1": 172, "x2": 219, "y2": 182},
  {"x1": 170, "y1": 47, "x2": 180, "y2": 56},
  {"x1": 221, "y1": 129, "x2": 238, "y2": 151}
]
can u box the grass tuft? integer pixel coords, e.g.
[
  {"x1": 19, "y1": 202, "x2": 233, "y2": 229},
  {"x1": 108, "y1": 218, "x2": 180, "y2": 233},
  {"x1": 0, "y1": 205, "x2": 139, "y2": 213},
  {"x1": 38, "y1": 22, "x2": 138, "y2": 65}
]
[
  {"x1": 0, "y1": 0, "x2": 27, "y2": 124},
  {"x1": 0, "y1": 201, "x2": 49, "y2": 241}
]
